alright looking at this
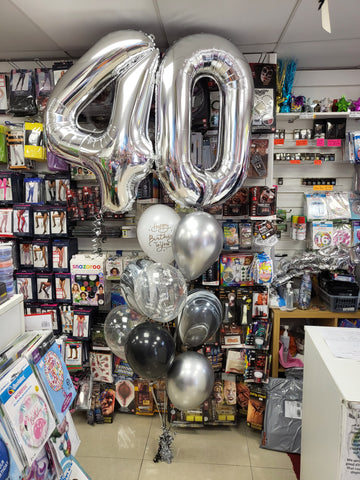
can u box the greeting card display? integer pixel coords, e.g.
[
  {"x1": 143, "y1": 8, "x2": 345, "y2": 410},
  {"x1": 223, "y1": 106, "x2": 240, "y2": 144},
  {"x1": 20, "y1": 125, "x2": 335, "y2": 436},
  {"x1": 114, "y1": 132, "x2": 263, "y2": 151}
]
[
  {"x1": 33, "y1": 341, "x2": 76, "y2": 423},
  {"x1": 0, "y1": 357, "x2": 56, "y2": 466}
]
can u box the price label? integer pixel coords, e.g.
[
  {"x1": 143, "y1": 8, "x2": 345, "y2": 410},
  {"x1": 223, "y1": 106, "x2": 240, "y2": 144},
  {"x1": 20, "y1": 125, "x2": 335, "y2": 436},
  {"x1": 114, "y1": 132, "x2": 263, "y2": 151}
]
[
  {"x1": 289, "y1": 159, "x2": 301, "y2": 164},
  {"x1": 300, "y1": 113, "x2": 315, "y2": 119},
  {"x1": 314, "y1": 159, "x2": 322, "y2": 165},
  {"x1": 296, "y1": 139, "x2": 308, "y2": 146},
  {"x1": 316, "y1": 138, "x2": 325, "y2": 147},
  {"x1": 313, "y1": 185, "x2": 333, "y2": 191},
  {"x1": 327, "y1": 139, "x2": 342, "y2": 147},
  {"x1": 274, "y1": 138, "x2": 284, "y2": 145}
]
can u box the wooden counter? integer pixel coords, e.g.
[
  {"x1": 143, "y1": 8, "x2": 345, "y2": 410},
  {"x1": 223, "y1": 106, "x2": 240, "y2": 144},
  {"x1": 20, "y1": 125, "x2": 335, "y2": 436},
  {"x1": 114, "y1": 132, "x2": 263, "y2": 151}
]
[{"x1": 270, "y1": 301, "x2": 360, "y2": 377}]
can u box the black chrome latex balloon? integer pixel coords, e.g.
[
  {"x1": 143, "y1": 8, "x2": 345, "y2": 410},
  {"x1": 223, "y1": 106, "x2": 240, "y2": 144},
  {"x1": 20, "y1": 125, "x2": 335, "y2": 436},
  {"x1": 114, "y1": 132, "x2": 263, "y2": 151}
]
[{"x1": 125, "y1": 321, "x2": 175, "y2": 380}]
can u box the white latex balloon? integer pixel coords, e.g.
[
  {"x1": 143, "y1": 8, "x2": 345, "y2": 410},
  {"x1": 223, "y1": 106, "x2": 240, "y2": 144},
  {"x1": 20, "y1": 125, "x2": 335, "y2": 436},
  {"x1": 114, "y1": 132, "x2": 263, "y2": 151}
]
[{"x1": 137, "y1": 205, "x2": 180, "y2": 264}]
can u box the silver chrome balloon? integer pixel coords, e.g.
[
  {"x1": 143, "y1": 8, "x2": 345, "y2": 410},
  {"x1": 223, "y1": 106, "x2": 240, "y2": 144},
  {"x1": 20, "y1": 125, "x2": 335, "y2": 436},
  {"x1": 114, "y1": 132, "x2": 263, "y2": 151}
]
[
  {"x1": 178, "y1": 290, "x2": 222, "y2": 347},
  {"x1": 172, "y1": 211, "x2": 223, "y2": 280},
  {"x1": 45, "y1": 30, "x2": 159, "y2": 213},
  {"x1": 156, "y1": 33, "x2": 254, "y2": 208},
  {"x1": 166, "y1": 352, "x2": 215, "y2": 411}
]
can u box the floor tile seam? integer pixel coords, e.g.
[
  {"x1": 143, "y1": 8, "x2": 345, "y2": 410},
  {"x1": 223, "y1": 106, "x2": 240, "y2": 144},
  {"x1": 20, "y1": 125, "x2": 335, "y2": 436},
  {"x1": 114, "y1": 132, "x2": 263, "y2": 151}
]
[
  {"x1": 141, "y1": 459, "x2": 251, "y2": 467},
  {"x1": 251, "y1": 465, "x2": 296, "y2": 471},
  {"x1": 76, "y1": 454, "x2": 144, "y2": 461}
]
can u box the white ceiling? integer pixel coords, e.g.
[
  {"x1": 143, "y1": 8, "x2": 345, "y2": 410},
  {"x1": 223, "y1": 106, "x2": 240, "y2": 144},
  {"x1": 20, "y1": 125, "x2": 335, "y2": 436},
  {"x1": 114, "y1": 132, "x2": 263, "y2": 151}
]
[{"x1": 1, "y1": 0, "x2": 360, "y2": 70}]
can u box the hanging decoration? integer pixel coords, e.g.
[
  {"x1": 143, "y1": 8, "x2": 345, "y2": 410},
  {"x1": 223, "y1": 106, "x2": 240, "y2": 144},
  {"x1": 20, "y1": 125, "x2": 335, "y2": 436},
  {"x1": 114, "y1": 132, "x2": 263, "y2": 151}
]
[
  {"x1": 45, "y1": 30, "x2": 253, "y2": 213},
  {"x1": 45, "y1": 30, "x2": 159, "y2": 213},
  {"x1": 277, "y1": 59, "x2": 297, "y2": 113}
]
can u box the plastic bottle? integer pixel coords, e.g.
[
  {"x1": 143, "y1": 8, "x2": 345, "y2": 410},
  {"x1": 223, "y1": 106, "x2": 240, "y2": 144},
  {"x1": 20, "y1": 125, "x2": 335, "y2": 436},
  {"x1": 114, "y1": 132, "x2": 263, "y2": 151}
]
[
  {"x1": 285, "y1": 282, "x2": 294, "y2": 310},
  {"x1": 280, "y1": 325, "x2": 290, "y2": 363},
  {"x1": 298, "y1": 269, "x2": 312, "y2": 310}
]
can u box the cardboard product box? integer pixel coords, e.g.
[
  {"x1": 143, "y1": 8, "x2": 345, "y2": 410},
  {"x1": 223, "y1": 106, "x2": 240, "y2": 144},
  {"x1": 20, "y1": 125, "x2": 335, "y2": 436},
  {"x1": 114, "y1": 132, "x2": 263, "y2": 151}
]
[{"x1": 220, "y1": 254, "x2": 254, "y2": 286}]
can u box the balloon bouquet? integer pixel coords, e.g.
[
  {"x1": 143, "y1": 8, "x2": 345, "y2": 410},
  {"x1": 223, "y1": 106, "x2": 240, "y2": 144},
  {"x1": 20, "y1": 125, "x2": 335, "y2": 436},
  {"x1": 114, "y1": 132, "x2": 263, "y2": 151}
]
[{"x1": 45, "y1": 29, "x2": 253, "y2": 463}]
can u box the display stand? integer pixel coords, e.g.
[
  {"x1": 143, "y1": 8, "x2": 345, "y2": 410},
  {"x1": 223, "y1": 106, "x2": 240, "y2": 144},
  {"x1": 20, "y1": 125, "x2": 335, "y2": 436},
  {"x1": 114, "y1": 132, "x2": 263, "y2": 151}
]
[
  {"x1": 301, "y1": 326, "x2": 360, "y2": 480},
  {"x1": 270, "y1": 302, "x2": 360, "y2": 377},
  {"x1": 0, "y1": 294, "x2": 24, "y2": 351}
]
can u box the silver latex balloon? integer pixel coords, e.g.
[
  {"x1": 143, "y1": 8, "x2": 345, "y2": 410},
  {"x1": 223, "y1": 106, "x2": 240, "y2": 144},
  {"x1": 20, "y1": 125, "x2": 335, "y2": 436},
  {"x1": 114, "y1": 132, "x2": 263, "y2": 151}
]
[
  {"x1": 104, "y1": 305, "x2": 145, "y2": 359},
  {"x1": 133, "y1": 263, "x2": 187, "y2": 323},
  {"x1": 166, "y1": 352, "x2": 215, "y2": 411},
  {"x1": 172, "y1": 211, "x2": 223, "y2": 280},
  {"x1": 45, "y1": 30, "x2": 159, "y2": 213},
  {"x1": 178, "y1": 290, "x2": 222, "y2": 347},
  {"x1": 156, "y1": 33, "x2": 254, "y2": 208},
  {"x1": 119, "y1": 258, "x2": 154, "y2": 314}
]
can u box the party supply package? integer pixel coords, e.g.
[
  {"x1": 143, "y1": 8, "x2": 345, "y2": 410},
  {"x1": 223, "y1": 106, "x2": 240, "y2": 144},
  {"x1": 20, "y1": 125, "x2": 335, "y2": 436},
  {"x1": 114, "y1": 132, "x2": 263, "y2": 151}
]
[
  {"x1": 0, "y1": 356, "x2": 56, "y2": 466},
  {"x1": 32, "y1": 340, "x2": 77, "y2": 423},
  {"x1": 0, "y1": 420, "x2": 24, "y2": 479},
  {"x1": 70, "y1": 254, "x2": 107, "y2": 307}
]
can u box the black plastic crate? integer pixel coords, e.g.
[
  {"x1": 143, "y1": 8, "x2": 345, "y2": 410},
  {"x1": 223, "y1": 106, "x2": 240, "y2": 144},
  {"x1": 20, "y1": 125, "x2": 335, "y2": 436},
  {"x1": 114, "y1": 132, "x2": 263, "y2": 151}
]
[{"x1": 319, "y1": 287, "x2": 359, "y2": 313}]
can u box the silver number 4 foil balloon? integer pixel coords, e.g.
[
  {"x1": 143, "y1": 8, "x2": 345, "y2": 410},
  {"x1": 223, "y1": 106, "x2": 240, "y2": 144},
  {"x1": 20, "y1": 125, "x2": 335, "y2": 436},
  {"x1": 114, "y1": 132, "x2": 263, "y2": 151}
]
[
  {"x1": 45, "y1": 31, "x2": 254, "y2": 213},
  {"x1": 45, "y1": 30, "x2": 159, "y2": 213}
]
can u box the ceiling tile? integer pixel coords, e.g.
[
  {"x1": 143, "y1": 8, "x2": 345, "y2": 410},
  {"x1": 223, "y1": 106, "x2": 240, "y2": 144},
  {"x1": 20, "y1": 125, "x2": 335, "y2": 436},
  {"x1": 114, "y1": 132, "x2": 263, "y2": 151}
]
[
  {"x1": 282, "y1": 0, "x2": 360, "y2": 42},
  {"x1": 156, "y1": 0, "x2": 297, "y2": 46},
  {"x1": 276, "y1": 39, "x2": 360, "y2": 69},
  {"x1": 0, "y1": 1, "x2": 64, "y2": 59},
  {"x1": 12, "y1": 0, "x2": 168, "y2": 56}
]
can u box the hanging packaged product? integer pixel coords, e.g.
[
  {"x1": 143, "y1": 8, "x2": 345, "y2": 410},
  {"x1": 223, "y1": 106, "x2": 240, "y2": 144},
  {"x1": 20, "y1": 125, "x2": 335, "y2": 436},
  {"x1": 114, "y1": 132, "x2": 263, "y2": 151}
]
[
  {"x1": 0, "y1": 125, "x2": 8, "y2": 164},
  {"x1": 9, "y1": 69, "x2": 37, "y2": 116},
  {"x1": 35, "y1": 67, "x2": 54, "y2": 112},
  {"x1": 0, "y1": 74, "x2": 8, "y2": 113},
  {"x1": 24, "y1": 122, "x2": 46, "y2": 161},
  {"x1": 305, "y1": 193, "x2": 328, "y2": 220},
  {"x1": 311, "y1": 221, "x2": 333, "y2": 249},
  {"x1": 6, "y1": 125, "x2": 33, "y2": 169}
]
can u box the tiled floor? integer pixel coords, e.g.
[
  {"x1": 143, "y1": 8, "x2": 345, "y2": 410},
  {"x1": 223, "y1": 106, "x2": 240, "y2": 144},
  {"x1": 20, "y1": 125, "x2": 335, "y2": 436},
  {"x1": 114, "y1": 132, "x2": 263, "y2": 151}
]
[{"x1": 73, "y1": 412, "x2": 297, "y2": 480}]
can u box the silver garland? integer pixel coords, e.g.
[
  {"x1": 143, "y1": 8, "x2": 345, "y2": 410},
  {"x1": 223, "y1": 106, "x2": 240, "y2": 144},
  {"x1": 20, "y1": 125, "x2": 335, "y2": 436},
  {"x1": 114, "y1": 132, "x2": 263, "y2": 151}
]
[{"x1": 273, "y1": 245, "x2": 360, "y2": 286}]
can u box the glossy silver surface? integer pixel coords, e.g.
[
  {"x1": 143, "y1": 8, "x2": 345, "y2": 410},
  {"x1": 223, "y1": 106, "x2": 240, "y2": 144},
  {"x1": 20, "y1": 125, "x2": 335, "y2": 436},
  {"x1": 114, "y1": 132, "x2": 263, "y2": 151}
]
[
  {"x1": 45, "y1": 30, "x2": 159, "y2": 213},
  {"x1": 155, "y1": 33, "x2": 253, "y2": 207}
]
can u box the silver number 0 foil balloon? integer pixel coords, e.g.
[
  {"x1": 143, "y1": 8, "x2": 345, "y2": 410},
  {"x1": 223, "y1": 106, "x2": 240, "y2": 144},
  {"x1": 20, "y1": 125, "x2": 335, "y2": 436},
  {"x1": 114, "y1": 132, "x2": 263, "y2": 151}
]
[
  {"x1": 156, "y1": 33, "x2": 254, "y2": 207},
  {"x1": 45, "y1": 30, "x2": 159, "y2": 213}
]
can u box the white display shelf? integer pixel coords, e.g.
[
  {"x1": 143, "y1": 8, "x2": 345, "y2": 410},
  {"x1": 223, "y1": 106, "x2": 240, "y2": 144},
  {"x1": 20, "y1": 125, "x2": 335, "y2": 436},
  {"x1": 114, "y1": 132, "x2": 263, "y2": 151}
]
[{"x1": 0, "y1": 294, "x2": 24, "y2": 352}]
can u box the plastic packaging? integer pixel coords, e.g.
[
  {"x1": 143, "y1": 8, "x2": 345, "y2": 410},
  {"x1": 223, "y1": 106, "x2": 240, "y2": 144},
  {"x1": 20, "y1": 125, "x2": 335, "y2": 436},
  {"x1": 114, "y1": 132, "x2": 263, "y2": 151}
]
[
  {"x1": 280, "y1": 325, "x2": 290, "y2": 363},
  {"x1": 285, "y1": 282, "x2": 294, "y2": 310},
  {"x1": 298, "y1": 269, "x2": 312, "y2": 309}
]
